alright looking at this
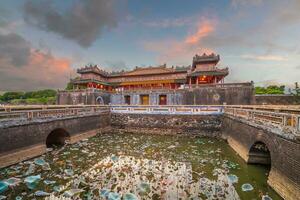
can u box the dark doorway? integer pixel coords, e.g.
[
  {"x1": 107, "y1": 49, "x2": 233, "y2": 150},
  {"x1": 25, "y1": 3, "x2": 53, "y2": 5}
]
[
  {"x1": 124, "y1": 95, "x2": 131, "y2": 105},
  {"x1": 248, "y1": 142, "x2": 271, "y2": 165},
  {"x1": 159, "y1": 95, "x2": 167, "y2": 105},
  {"x1": 140, "y1": 95, "x2": 149, "y2": 105},
  {"x1": 46, "y1": 128, "x2": 70, "y2": 148}
]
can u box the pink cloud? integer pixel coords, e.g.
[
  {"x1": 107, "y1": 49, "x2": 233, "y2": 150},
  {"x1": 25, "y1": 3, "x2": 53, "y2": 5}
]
[
  {"x1": 143, "y1": 18, "x2": 216, "y2": 65},
  {"x1": 185, "y1": 20, "x2": 215, "y2": 44},
  {"x1": 0, "y1": 49, "x2": 74, "y2": 91}
]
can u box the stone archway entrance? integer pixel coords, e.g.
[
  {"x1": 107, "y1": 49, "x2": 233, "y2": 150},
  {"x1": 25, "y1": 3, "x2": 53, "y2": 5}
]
[
  {"x1": 46, "y1": 128, "x2": 70, "y2": 148},
  {"x1": 96, "y1": 96, "x2": 104, "y2": 104},
  {"x1": 248, "y1": 141, "x2": 271, "y2": 165}
]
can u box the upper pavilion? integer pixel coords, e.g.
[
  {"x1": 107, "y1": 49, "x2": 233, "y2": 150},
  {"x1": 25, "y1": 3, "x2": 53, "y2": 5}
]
[{"x1": 71, "y1": 53, "x2": 229, "y2": 91}]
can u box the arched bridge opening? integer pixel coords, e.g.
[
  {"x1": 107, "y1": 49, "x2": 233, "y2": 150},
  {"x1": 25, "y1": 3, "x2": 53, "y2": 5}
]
[
  {"x1": 248, "y1": 141, "x2": 271, "y2": 166},
  {"x1": 46, "y1": 128, "x2": 70, "y2": 148}
]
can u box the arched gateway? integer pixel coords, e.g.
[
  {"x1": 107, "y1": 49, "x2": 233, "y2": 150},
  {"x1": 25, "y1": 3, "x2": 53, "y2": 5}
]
[
  {"x1": 46, "y1": 128, "x2": 70, "y2": 147},
  {"x1": 248, "y1": 141, "x2": 271, "y2": 165}
]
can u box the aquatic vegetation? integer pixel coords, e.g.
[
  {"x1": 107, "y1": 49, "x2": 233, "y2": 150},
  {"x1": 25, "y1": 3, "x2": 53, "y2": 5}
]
[
  {"x1": 3, "y1": 177, "x2": 21, "y2": 187},
  {"x1": 0, "y1": 181, "x2": 8, "y2": 194},
  {"x1": 108, "y1": 192, "x2": 121, "y2": 200},
  {"x1": 34, "y1": 158, "x2": 46, "y2": 166},
  {"x1": 227, "y1": 174, "x2": 239, "y2": 184},
  {"x1": 123, "y1": 193, "x2": 138, "y2": 200},
  {"x1": 262, "y1": 195, "x2": 273, "y2": 200},
  {"x1": 0, "y1": 133, "x2": 281, "y2": 200},
  {"x1": 35, "y1": 190, "x2": 50, "y2": 197},
  {"x1": 137, "y1": 182, "x2": 150, "y2": 195},
  {"x1": 24, "y1": 174, "x2": 41, "y2": 189},
  {"x1": 64, "y1": 169, "x2": 74, "y2": 176},
  {"x1": 63, "y1": 189, "x2": 85, "y2": 197},
  {"x1": 44, "y1": 180, "x2": 56, "y2": 185},
  {"x1": 242, "y1": 183, "x2": 254, "y2": 192},
  {"x1": 100, "y1": 188, "x2": 110, "y2": 197}
]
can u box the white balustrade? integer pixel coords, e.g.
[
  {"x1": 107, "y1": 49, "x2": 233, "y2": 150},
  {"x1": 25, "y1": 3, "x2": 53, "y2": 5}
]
[
  {"x1": 224, "y1": 106, "x2": 300, "y2": 136},
  {"x1": 0, "y1": 104, "x2": 299, "y2": 137},
  {"x1": 110, "y1": 105, "x2": 223, "y2": 115}
]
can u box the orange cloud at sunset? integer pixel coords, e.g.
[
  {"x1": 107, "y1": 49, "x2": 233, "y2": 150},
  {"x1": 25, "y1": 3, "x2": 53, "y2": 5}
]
[
  {"x1": 185, "y1": 20, "x2": 215, "y2": 45},
  {"x1": 0, "y1": 49, "x2": 73, "y2": 91},
  {"x1": 143, "y1": 19, "x2": 216, "y2": 65}
]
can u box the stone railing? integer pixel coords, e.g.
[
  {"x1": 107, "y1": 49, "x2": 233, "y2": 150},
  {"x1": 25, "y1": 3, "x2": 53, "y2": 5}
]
[
  {"x1": 111, "y1": 105, "x2": 223, "y2": 115},
  {"x1": 184, "y1": 82, "x2": 253, "y2": 89},
  {"x1": 58, "y1": 88, "x2": 105, "y2": 93},
  {"x1": 0, "y1": 105, "x2": 109, "y2": 122},
  {"x1": 224, "y1": 106, "x2": 300, "y2": 138},
  {"x1": 1, "y1": 104, "x2": 299, "y2": 137}
]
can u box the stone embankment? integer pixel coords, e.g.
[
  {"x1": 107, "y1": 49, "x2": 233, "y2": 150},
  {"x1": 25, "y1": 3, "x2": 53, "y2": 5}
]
[{"x1": 111, "y1": 113, "x2": 222, "y2": 137}]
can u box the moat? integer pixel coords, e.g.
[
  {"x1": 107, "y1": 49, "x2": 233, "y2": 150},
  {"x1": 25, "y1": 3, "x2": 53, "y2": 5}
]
[{"x1": 0, "y1": 132, "x2": 281, "y2": 200}]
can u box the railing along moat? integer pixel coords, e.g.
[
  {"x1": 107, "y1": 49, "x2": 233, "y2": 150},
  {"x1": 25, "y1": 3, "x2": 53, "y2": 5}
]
[
  {"x1": 1, "y1": 105, "x2": 299, "y2": 138},
  {"x1": 0, "y1": 105, "x2": 110, "y2": 122}
]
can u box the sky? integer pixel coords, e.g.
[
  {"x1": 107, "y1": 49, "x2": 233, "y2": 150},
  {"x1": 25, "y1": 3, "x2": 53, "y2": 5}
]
[{"x1": 0, "y1": 0, "x2": 300, "y2": 91}]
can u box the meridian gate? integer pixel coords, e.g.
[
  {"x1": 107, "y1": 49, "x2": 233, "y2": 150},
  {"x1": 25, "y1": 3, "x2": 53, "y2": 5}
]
[{"x1": 0, "y1": 105, "x2": 299, "y2": 200}]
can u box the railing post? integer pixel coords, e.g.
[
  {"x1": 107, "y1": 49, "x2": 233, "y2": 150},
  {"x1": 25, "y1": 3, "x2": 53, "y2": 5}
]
[
  {"x1": 297, "y1": 115, "x2": 300, "y2": 132},
  {"x1": 27, "y1": 111, "x2": 33, "y2": 120},
  {"x1": 283, "y1": 115, "x2": 287, "y2": 127}
]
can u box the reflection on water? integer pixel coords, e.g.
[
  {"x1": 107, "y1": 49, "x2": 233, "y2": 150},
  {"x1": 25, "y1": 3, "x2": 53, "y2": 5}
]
[{"x1": 0, "y1": 133, "x2": 282, "y2": 200}]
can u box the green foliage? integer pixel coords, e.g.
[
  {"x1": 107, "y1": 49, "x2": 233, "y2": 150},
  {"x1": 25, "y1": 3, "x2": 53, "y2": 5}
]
[
  {"x1": 23, "y1": 89, "x2": 57, "y2": 99},
  {"x1": 294, "y1": 82, "x2": 300, "y2": 96},
  {"x1": 10, "y1": 97, "x2": 56, "y2": 105},
  {"x1": 293, "y1": 82, "x2": 300, "y2": 104},
  {"x1": 65, "y1": 82, "x2": 74, "y2": 90},
  {"x1": 0, "y1": 89, "x2": 57, "y2": 104},
  {"x1": 255, "y1": 85, "x2": 285, "y2": 94},
  {"x1": 0, "y1": 92, "x2": 25, "y2": 101}
]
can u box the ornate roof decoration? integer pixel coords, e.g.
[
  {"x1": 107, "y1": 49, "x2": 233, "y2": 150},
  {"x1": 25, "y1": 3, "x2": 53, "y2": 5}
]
[
  {"x1": 77, "y1": 64, "x2": 109, "y2": 76},
  {"x1": 192, "y1": 53, "x2": 220, "y2": 68},
  {"x1": 120, "y1": 64, "x2": 181, "y2": 76}
]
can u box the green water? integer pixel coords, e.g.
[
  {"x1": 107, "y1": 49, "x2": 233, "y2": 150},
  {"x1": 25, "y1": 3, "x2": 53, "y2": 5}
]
[{"x1": 0, "y1": 133, "x2": 282, "y2": 199}]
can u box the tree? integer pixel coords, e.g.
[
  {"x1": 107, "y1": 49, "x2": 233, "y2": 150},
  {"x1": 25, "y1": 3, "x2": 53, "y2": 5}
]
[
  {"x1": 65, "y1": 82, "x2": 74, "y2": 90},
  {"x1": 255, "y1": 85, "x2": 285, "y2": 94},
  {"x1": 293, "y1": 82, "x2": 300, "y2": 102},
  {"x1": 0, "y1": 92, "x2": 25, "y2": 101}
]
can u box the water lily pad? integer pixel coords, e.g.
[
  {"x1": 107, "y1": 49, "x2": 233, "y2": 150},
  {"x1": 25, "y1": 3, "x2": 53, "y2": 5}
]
[
  {"x1": 262, "y1": 195, "x2": 272, "y2": 200},
  {"x1": 63, "y1": 189, "x2": 85, "y2": 197},
  {"x1": 100, "y1": 189, "x2": 110, "y2": 197},
  {"x1": 242, "y1": 183, "x2": 254, "y2": 192},
  {"x1": 108, "y1": 192, "x2": 121, "y2": 200},
  {"x1": 4, "y1": 177, "x2": 21, "y2": 187},
  {"x1": 43, "y1": 180, "x2": 56, "y2": 185},
  {"x1": 35, "y1": 190, "x2": 50, "y2": 197},
  {"x1": 111, "y1": 155, "x2": 118, "y2": 162},
  {"x1": 64, "y1": 169, "x2": 74, "y2": 176},
  {"x1": 53, "y1": 185, "x2": 64, "y2": 192},
  {"x1": 137, "y1": 182, "x2": 150, "y2": 194},
  {"x1": 34, "y1": 158, "x2": 46, "y2": 166},
  {"x1": 227, "y1": 174, "x2": 238, "y2": 184},
  {"x1": 24, "y1": 164, "x2": 35, "y2": 176},
  {"x1": 123, "y1": 193, "x2": 138, "y2": 200},
  {"x1": 0, "y1": 181, "x2": 8, "y2": 194},
  {"x1": 24, "y1": 175, "x2": 41, "y2": 190}
]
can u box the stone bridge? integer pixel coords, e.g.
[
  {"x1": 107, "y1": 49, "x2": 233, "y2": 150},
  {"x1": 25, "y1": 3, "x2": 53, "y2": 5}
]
[
  {"x1": 221, "y1": 106, "x2": 300, "y2": 200},
  {"x1": 0, "y1": 105, "x2": 300, "y2": 199},
  {"x1": 0, "y1": 106, "x2": 110, "y2": 168}
]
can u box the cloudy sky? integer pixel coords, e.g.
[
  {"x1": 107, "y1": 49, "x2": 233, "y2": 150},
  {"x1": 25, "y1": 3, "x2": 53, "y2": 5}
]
[{"x1": 0, "y1": 0, "x2": 300, "y2": 91}]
